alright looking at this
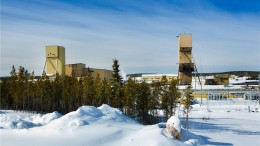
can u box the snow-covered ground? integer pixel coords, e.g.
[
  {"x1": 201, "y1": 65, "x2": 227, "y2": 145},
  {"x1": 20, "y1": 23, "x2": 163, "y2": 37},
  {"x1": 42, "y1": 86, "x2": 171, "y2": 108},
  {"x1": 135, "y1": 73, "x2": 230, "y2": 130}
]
[
  {"x1": 1, "y1": 99, "x2": 260, "y2": 146},
  {"x1": 184, "y1": 99, "x2": 260, "y2": 146}
]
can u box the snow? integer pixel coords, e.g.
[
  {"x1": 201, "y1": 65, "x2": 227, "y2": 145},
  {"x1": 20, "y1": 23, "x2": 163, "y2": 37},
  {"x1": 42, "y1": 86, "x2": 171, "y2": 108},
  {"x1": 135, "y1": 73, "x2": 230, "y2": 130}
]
[
  {"x1": 0, "y1": 111, "x2": 62, "y2": 129},
  {"x1": 166, "y1": 116, "x2": 181, "y2": 132},
  {"x1": 33, "y1": 111, "x2": 62, "y2": 125},
  {"x1": 1, "y1": 101, "x2": 260, "y2": 146},
  {"x1": 229, "y1": 76, "x2": 259, "y2": 85},
  {"x1": 178, "y1": 84, "x2": 245, "y2": 90},
  {"x1": 180, "y1": 99, "x2": 260, "y2": 146}
]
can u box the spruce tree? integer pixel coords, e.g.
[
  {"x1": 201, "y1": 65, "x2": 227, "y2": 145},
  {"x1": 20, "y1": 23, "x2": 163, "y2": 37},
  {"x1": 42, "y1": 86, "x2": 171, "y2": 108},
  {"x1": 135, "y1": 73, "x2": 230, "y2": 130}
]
[
  {"x1": 100, "y1": 78, "x2": 109, "y2": 105},
  {"x1": 182, "y1": 85, "x2": 194, "y2": 130},
  {"x1": 160, "y1": 76, "x2": 170, "y2": 119},
  {"x1": 30, "y1": 71, "x2": 35, "y2": 81},
  {"x1": 136, "y1": 81, "x2": 150, "y2": 124},
  {"x1": 112, "y1": 59, "x2": 123, "y2": 84},
  {"x1": 123, "y1": 79, "x2": 137, "y2": 116},
  {"x1": 150, "y1": 81, "x2": 161, "y2": 121},
  {"x1": 10, "y1": 65, "x2": 17, "y2": 80},
  {"x1": 41, "y1": 71, "x2": 48, "y2": 80},
  {"x1": 94, "y1": 73, "x2": 102, "y2": 106},
  {"x1": 168, "y1": 79, "x2": 181, "y2": 116},
  {"x1": 111, "y1": 59, "x2": 123, "y2": 109},
  {"x1": 105, "y1": 80, "x2": 113, "y2": 105},
  {"x1": 24, "y1": 70, "x2": 30, "y2": 81},
  {"x1": 0, "y1": 79, "x2": 12, "y2": 109},
  {"x1": 17, "y1": 66, "x2": 25, "y2": 81},
  {"x1": 83, "y1": 68, "x2": 95, "y2": 105},
  {"x1": 75, "y1": 78, "x2": 83, "y2": 107}
]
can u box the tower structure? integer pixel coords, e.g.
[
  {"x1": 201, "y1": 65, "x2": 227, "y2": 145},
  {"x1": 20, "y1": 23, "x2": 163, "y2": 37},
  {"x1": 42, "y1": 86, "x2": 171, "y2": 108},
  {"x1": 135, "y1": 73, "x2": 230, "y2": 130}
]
[
  {"x1": 178, "y1": 34, "x2": 194, "y2": 85},
  {"x1": 45, "y1": 45, "x2": 65, "y2": 77}
]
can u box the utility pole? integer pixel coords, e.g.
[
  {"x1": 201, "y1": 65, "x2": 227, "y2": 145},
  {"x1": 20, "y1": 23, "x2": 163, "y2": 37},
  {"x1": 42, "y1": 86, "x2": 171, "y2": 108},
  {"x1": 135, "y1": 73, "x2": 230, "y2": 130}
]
[{"x1": 200, "y1": 63, "x2": 203, "y2": 106}]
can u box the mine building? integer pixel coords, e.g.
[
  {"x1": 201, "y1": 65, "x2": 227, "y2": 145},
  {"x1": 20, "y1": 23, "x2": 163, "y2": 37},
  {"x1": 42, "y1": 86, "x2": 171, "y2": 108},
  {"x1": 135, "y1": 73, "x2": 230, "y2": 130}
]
[{"x1": 44, "y1": 45, "x2": 112, "y2": 80}]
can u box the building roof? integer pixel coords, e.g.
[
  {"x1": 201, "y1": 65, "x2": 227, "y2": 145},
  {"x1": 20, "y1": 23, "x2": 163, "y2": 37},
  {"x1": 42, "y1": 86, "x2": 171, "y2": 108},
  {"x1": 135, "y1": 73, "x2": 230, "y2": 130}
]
[
  {"x1": 142, "y1": 74, "x2": 178, "y2": 77},
  {"x1": 66, "y1": 63, "x2": 86, "y2": 65}
]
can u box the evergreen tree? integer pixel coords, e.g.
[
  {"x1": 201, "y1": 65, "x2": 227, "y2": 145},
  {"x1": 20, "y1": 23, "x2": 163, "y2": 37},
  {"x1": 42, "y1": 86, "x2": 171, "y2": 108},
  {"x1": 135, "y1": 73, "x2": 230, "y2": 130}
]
[
  {"x1": 0, "y1": 79, "x2": 12, "y2": 109},
  {"x1": 21, "y1": 79, "x2": 29, "y2": 111},
  {"x1": 182, "y1": 85, "x2": 194, "y2": 130},
  {"x1": 10, "y1": 65, "x2": 17, "y2": 80},
  {"x1": 75, "y1": 78, "x2": 83, "y2": 108},
  {"x1": 1, "y1": 64, "x2": 184, "y2": 125},
  {"x1": 111, "y1": 59, "x2": 123, "y2": 109},
  {"x1": 168, "y1": 79, "x2": 181, "y2": 116},
  {"x1": 83, "y1": 68, "x2": 95, "y2": 105},
  {"x1": 136, "y1": 81, "x2": 151, "y2": 124},
  {"x1": 150, "y1": 81, "x2": 161, "y2": 121},
  {"x1": 30, "y1": 71, "x2": 35, "y2": 81},
  {"x1": 17, "y1": 66, "x2": 25, "y2": 81},
  {"x1": 27, "y1": 80, "x2": 36, "y2": 112},
  {"x1": 160, "y1": 76, "x2": 170, "y2": 119},
  {"x1": 112, "y1": 59, "x2": 123, "y2": 84},
  {"x1": 24, "y1": 70, "x2": 30, "y2": 81},
  {"x1": 123, "y1": 79, "x2": 137, "y2": 116},
  {"x1": 42, "y1": 79, "x2": 52, "y2": 113},
  {"x1": 66, "y1": 76, "x2": 77, "y2": 112},
  {"x1": 94, "y1": 73, "x2": 102, "y2": 106},
  {"x1": 99, "y1": 78, "x2": 109, "y2": 105},
  {"x1": 41, "y1": 71, "x2": 48, "y2": 80},
  {"x1": 113, "y1": 83, "x2": 124, "y2": 109},
  {"x1": 105, "y1": 80, "x2": 113, "y2": 105}
]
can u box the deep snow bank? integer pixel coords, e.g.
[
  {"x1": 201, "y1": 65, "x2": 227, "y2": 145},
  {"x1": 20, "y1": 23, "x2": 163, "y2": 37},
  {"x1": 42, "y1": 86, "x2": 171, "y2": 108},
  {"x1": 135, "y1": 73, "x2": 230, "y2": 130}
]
[
  {"x1": 46, "y1": 104, "x2": 138, "y2": 128},
  {"x1": 46, "y1": 106, "x2": 103, "y2": 128},
  {"x1": 1, "y1": 104, "x2": 188, "y2": 146},
  {"x1": 98, "y1": 104, "x2": 138, "y2": 124},
  {"x1": 0, "y1": 111, "x2": 61, "y2": 129},
  {"x1": 0, "y1": 104, "x2": 138, "y2": 129},
  {"x1": 3, "y1": 104, "x2": 238, "y2": 146},
  {"x1": 33, "y1": 111, "x2": 62, "y2": 124},
  {"x1": 1, "y1": 101, "x2": 260, "y2": 146}
]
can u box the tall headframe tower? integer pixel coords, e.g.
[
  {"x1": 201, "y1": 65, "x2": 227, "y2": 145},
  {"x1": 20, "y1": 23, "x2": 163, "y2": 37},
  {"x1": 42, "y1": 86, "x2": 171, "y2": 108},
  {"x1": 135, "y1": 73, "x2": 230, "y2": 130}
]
[
  {"x1": 45, "y1": 45, "x2": 65, "y2": 77},
  {"x1": 178, "y1": 34, "x2": 194, "y2": 85}
]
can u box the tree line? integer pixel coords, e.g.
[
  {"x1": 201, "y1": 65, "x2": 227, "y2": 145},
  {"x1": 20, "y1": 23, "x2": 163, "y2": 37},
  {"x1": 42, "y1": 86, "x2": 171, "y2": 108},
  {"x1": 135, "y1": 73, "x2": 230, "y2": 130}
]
[{"x1": 1, "y1": 59, "x2": 193, "y2": 125}]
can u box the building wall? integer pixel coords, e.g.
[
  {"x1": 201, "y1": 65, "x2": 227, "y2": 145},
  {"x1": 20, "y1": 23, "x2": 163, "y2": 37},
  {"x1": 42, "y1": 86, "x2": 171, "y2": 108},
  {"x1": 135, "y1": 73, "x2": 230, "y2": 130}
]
[
  {"x1": 179, "y1": 72, "x2": 192, "y2": 85},
  {"x1": 141, "y1": 74, "x2": 178, "y2": 83},
  {"x1": 65, "y1": 63, "x2": 85, "y2": 77},
  {"x1": 65, "y1": 63, "x2": 112, "y2": 81},
  {"x1": 178, "y1": 34, "x2": 192, "y2": 63},
  {"x1": 46, "y1": 46, "x2": 65, "y2": 76},
  {"x1": 178, "y1": 34, "x2": 192, "y2": 48},
  {"x1": 178, "y1": 34, "x2": 194, "y2": 85},
  {"x1": 89, "y1": 68, "x2": 113, "y2": 80},
  {"x1": 193, "y1": 91, "x2": 235, "y2": 99}
]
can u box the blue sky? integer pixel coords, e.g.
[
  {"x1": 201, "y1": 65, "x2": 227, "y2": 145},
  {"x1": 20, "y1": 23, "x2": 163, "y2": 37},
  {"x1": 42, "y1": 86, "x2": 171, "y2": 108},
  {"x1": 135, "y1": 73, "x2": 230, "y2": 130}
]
[{"x1": 1, "y1": 0, "x2": 260, "y2": 76}]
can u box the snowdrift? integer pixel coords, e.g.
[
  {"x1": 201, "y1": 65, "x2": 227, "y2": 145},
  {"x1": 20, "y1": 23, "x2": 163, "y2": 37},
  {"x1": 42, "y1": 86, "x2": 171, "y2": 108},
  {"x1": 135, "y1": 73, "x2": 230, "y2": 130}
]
[
  {"x1": 0, "y1": 104, "x2": 138, "y2": 129},
  {"x1": 33, "y1": 111, "x2": 62, "y2": 125},
  {"x1": 98, "y1": 104, "x2": 138, "y2": 123},
  {"x1": 0, "y1": 104, "x2": 189, "y2": 146},
  {"x1": 46, "y1": 104, "x2": 139, "y2": 128},
  {"x1": 0, "y1": 111, "x2": 61, "y2": 129},
  {"x1": 3, "y1": 101, "x2": 257, "y2": 146}
]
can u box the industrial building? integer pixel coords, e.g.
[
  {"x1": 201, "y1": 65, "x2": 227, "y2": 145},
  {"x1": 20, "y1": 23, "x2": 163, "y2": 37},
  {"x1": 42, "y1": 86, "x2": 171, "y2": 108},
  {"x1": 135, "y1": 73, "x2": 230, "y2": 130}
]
[
  {"x1": 126, "y1": 72, "x2": 260, "y2": 99},
  {"x1": 65, "y1": 63, "x2": 112, "y2": 80},
  {"x1": 44, "y1": 45, "x2": 112, "y2": 80},
  {"x1": 126, "y1": 74, "x2": 178, "y2": 83},
  {"x1": 45, "y1": 46, "x2": 65, "y2": 77},
  {"x1": 142, "y1": 74, "x2": 178, "y2": 83},
  {"x1": 178, "y1": 34, "x2": 194, "y2": 85}
]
